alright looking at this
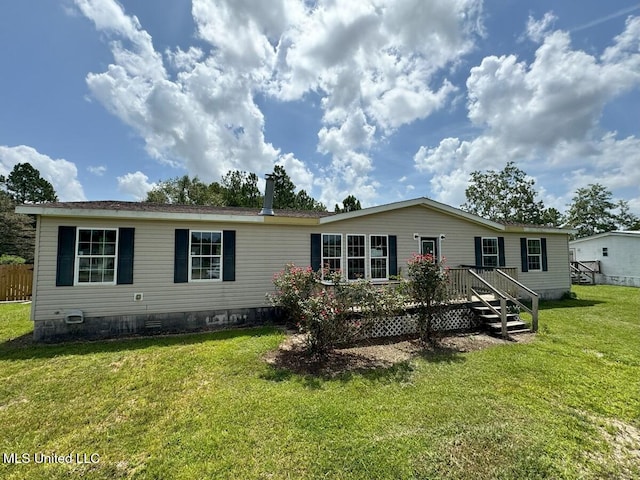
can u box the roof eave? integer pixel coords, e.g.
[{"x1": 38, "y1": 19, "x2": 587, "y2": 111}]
[{"x1": 15, "y1": 205, "x2": 265, "y2": 223}]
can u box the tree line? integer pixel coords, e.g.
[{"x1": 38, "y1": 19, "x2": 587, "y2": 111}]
[
  {"x1": 1, "y1": 161, "x2": 638, "y2": 263},
  {"x1": 144, "y1": 165, "x2": 363, "y2": 213},
  {"x1": 460, "y1": 161, "x2": 639, "y2": 237}
]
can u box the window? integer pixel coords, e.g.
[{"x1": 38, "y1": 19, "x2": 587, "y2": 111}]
[
  {"x1": 190, "y1": 231, "x2": 222, "y2": 281},
  {"x1": 602, "y1": 247, "x2": 608, "y2": 257},
  {"x1": 370, "y1": 235, "x2": 389, "y2": 280},
  {"x1": 346, "y1": 234, "x2": 366, "y2": 280},
  {"x1": 322, "y1": 234, "x2": 342, "y2": 277},
  {"x1": 482, "y1": 237, "x2": 499, "y2": 267},
  {"x1": 526, "y1": 238, "x2": 542, "y2": 271},
  {"x1": 76, "y1": 228, "x2": 117, "y2": 284}
]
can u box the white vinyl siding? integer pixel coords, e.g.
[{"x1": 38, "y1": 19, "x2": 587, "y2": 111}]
[{"x1": 30, "y1": 205, "x2": 572, "y2": 324}]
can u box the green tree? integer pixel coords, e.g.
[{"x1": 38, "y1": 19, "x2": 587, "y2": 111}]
[
  {"x1": 145, "y1": 175, "x2": 224, "y2": 205},
  {"x1": 615, "y1": 200, "x2": 640, "y2": 231},
  {"x1": 271, "y1": 165, "x2": 298, "y2": 210},
  {"x1": 461, "y1": 162, "x2": 559, "y2": 226},
  {"x1": 144, "y1": 166, "x2": 326, "y2": 211},
  {"x1": 406, "y1": 254, "x2": 450, "y2": 344},
  {"x1": 221, "y1": 171, "x2": 261, "y2": 208},
  {"x1": 334, "y1": 195, "x2": 362, "y2": 213},
  {"x1": 0, "y1": 191, "x2": 36, "y2": 262},
  {"x1": 0, "y1": 163, "x2": 58, "y2": 203},
  {"x1": 294, "y1": 190, "x2": 327, "y2": 212},
  {"x1": 565, "y1": 184, "x2": 638, "y2": 238}
]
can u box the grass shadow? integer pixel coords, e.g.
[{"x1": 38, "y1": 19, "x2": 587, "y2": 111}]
[
  {"x1": 416, "y1": 345, "x2": 467, "y2": 364},
  {"x1": 0, "y1": 326, "x2": 280, "y2": 361},
  {"x1": 261, "y1": 335, "x2": 468, "y2": 385},
  {"x1": 538, "y1": 298, "x2": 606, "y2": 310}
]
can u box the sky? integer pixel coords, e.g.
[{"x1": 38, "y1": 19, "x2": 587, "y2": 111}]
[{"x1": 1, "y1": 1, "x2": 639, "y2": 214}]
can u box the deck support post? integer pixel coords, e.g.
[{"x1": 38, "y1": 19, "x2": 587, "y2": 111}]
[{"x1": 499, "y1": 297, "x2": 508, "y2": 338}]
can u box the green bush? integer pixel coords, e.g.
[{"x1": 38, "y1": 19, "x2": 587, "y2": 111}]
[
  {"x1": 270, "y1": 265, "x2": 408, "y2": 356},
  {"x1": 0, "y1": 254, "x2": 26, "y2": 265},
  {"x1": 406, "y1": 254, "x2": 450, "y2": 343},
  {"x1": 268, "y1": 264, "x2": 319, "y2": 326}
]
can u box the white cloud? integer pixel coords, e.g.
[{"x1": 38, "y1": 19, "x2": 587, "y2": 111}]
[
  {"x1": 87, "y1": 165, "x2": 107, "y2": 176},
  {"x1": 526, "y1": 12, "x2": 557, "y2": 42},
  {"x1": 276, "y1": 153, "x2": 314, "y2": 193},
  {"x1": 76, "y1": 0, "x2": 280, "y2": 185},
  {"x1": 0, "y1": 145, "x2": 86, "y2": 201},
  {"x1": 75, "y1": 0, "x2": 484, "y2": 208},
  {"x1": 415, "y1": 15, "x2": 640, "y2": 213},
  {"x1": 116, "y1": 171, "x2": 155, "y2": 200}
]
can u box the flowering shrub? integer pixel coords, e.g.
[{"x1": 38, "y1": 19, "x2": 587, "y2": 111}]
[
  {"x1": 406, "y1": 254, "x2": 450, "y2": 342},
  {"x1": 270, "y1": 264, "x2": 408, "y2": 356},
  {"x1": 268, "y1": 264, "x2": 318, "y2": 326},
  {"x1": 299, "y1": 288, "x2": 350, "y2": 355}
]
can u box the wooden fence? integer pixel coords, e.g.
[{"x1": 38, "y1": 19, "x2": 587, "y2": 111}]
[{"x1": 0, "y1": 264, "x2": 33, "y2": 301}]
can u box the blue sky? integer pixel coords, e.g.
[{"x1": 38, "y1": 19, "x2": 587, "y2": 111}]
[{"x1": 1, "y1": 1, "x2": 639, "y2": 214}]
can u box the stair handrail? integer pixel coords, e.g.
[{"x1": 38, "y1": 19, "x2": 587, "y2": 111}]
[
  {"x1": 467, "y1": 269, "x2": 509, "y2": 338},
  {"x1": 570, "y1": 260, "x2": 596, "y2": 284},
  {"x1": 496, "y1": 269, "x2": 539, "y2": 332}
]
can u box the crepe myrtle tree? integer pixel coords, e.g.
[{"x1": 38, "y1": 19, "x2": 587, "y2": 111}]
[
  {"x1": 406, "y1": 254, "x2": 450, "y2": 344},
  {"x1": 269, "y1": 264, "x2": 407, "y2": 357}
]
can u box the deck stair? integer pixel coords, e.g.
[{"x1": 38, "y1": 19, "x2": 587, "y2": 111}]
[
  {"x1": 470, "y1": 299, "x2": 530, "y2": 335},
  {"x1": 462, "y1": 268, "x2": 539, "y2": 338},
  {"x1": 570, "y1": 261, "x2": 598, "y2": 285}
]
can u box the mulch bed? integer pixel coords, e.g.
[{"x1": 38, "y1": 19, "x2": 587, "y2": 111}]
[{"x1": 263, "y1": 330, "x2": 535, "y2": 377}]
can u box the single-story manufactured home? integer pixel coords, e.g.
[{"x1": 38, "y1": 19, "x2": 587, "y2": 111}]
[
  {"x1": 570, "y1": 231, "x2": 640, "y2": 287},
  {"x1": 18, "y1": 191, "x2": 574, "y2": 342}
]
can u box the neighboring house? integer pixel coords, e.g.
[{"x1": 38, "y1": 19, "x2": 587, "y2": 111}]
[
  {"x1": 18, "y1": 192, "x2": 574, "y2": 342},
  {"x1": 569, "y1": 231, "x2": 640, "y2": 287}
]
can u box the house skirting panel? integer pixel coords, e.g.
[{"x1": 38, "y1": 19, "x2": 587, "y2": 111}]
[
  {"x1": 596, "y1": 273, "x2": 640, "y2": 288},
  {"x1": 355, "y1": 304, "x2": 480, "y2": 339},
  {"x1": 33, "y1": 307, "x2": 280, "y2": 343}
]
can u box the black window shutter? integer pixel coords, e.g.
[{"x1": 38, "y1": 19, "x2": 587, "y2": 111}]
[
  {"x1": 520, "y1": 238, "x2": 529, "y2": 272},
  {"x1": 310, "y1": 234, "x2": 321, "y2": 272},
  {"x1": 174, "y1": 229, "x2": 189, "y2": 283},
  {"x1": 389, "y1": 235, "x2": 398, "y2": 276},
  {"x1": 56, "y1": 226, "x2": 76, "y2": 286},
  {"x1": 541, "y1": 238, "x2": 548, "y2": 272},
  {"x1": 474, "y1": 237, "x2": 482, "y2": 267},
  {"x1": 498, "y1": 237, "x2": 506, "y2": 267},
  {"x1": 116, "y1": 228, "x2": 135, "y2": 285},
  {"x1": 222, "y1": 230, "x2": 236, "y2": 282}
]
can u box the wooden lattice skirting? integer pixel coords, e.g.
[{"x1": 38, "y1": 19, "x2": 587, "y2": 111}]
[{"x1": 354, "y1": 304, "x2": 479, "y2": 339}]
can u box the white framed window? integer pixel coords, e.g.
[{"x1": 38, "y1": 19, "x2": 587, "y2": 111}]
[
  {"x1": 76, "y1": 228, "x2": 118, "y2": 284},
  {"x1": 527, "y1": 238, "x2": 542, "y2": 271},
  {"x1": 370, "y1": 234, "x2": 389, "y2": 280},
  {"x1": 190, "y1": 230, "x2": 222, "y2": 281},
  {"x1": 346, "y1": 234, "x2": 366, "y2": 280},
  {"x1": 322, "y1": 233, "x2": 342, "y2": 278},
  {"x1": 482, "y1": 237, "x2": 499, "y2": 267}
]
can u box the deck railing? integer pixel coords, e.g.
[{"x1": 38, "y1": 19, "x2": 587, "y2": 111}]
[
  {"x1": 447, "y1": 267, "x2": 519, "y2": 301},
  {"x1": 570, "y1": 261, "x2": 598, "y2": 284},
  {"x1": 447, "y1": 266, "x2": 538, "y2": 335}
]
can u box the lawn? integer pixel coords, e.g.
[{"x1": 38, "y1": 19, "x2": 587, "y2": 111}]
[{"x1": 1, "y1": 285, "x2": 639, "y2": 479}]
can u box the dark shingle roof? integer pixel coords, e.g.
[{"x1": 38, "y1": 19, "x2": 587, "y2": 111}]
[{"x1": 38, "y1": 201, "x2": 335, "y2": 219}]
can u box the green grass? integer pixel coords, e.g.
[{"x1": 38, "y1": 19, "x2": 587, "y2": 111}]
[{"x1": 1, "y1": 285, "x2": 639, "y2": 479}]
